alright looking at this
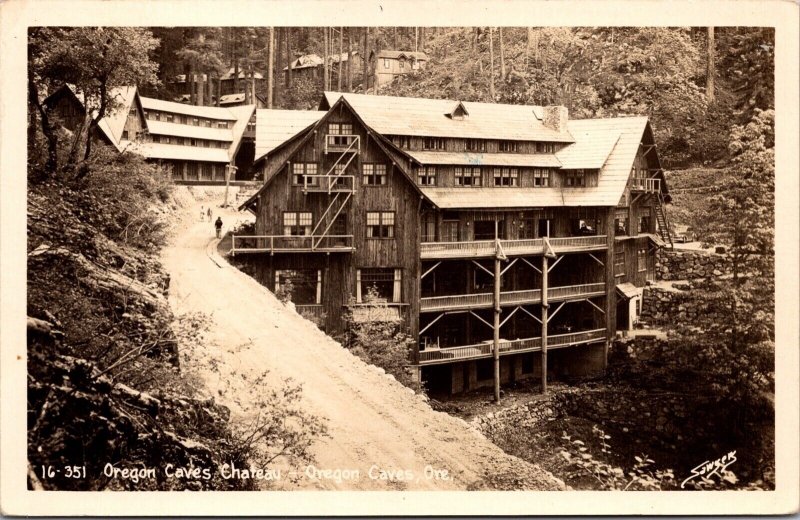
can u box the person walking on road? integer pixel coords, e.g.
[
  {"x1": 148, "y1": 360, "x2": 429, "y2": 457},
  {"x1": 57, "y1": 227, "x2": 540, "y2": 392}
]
[
  {"x1": 200, "y1": 205, "x2": 206, "y2": 222},
  {"x1": 214, "y1": 216, "x2": 223, "y2": 239},
  {"x1": 207, "y1": 207, "x2": 213, "y2": 222}
]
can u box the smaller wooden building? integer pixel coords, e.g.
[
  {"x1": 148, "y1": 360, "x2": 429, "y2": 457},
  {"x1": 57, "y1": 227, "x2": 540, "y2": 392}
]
[{"x1": 370, "y1": 50, "x2": 428, "y2": 89}]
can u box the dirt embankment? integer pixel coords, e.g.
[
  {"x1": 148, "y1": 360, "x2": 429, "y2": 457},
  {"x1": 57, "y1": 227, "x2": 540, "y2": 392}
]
[{"x1": 163, "y1": 188, "x2": 565, "y2": 491}]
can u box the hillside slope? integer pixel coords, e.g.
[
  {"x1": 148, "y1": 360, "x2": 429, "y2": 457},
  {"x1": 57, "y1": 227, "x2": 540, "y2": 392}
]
[{"x1": 163, "y1": 193, "x2": 565, "y2": 491}]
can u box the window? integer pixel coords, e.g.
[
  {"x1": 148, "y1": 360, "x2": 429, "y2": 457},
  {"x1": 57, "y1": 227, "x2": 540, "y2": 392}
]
[
  {"x1": 565, "y1": 169, "x2": 586, "y2": 187},
  {"x1": 366, "y1": 211, "x2": 395, "y2": 238},
  {"x1": 152, "y1": 134, "x2": 161, "y2": 144},
  {"x1": 357, "y1": 268, "x2": 401, "y2": 303},
  {"x1": 499, "y1": 140, "x2": 519, "y2": 153},
  {"x1": 362, "y1": 163, "x2": 387, "y2": 185},
  {"x1": 399, "y1": 59, "x2": 405, "y2": 69},
  {"x1": 292, "y1": 163, "x2": 319, "y2": 186},
  {"x1": 493, "y1": 167, "x2": 518, "y2": 187},
  {"x1": 637, "y1": 247, "x2": 647, "y2": 272},
  {"x1": 203, "y1": 119, "x2": 211, "y2": 128},
  {"x1": 533, "y1": 168, "x2": 550, "y2": 187},
  {"x1": 283, "y1": 212, "x2": 312, "y2": 236},
  {"x1": 164, "y1": 136, "x2": 172, "y2": 145},
  {"x1": 275, "y1": 269, "x2": 321, "y2": 305},
  {"x1": 143, "y1": 110, "x2": 150, "y2": 119},
  {"x1": 423, "y1": 137, "x2": 445, "y2": 150},
  {"x1": 217, "y1": 121, "x2": 227, "y2": 129},
  {"x1": 328, "y1": 123, "x2": 355, "y2": 146},
  {"x1": 535, "y1": 142, "x2": 555, "y2": 153},
  {"x1": 474, "y1": 220, "x2": 503, "y2": 240},
  {"x1": 640, "y1": 216, "x2": 651, "y2": 234},
  {"x1": 614, "y1": 250, "x2": 626, "y2": 277},
  {"x1": 190, "y1": 138, "x2": 198, "y2": 147},
  {"x1": 122, "y1": 130, "x2": 129, "y2": 140},
  {"x1": 192, "y1": 117, "x2": 199, "y2": 126},
  {"x1": 417, "y1": 166, "x2": 436, "y2": 186},
  {"x1": 153, "y1": 112, "x2": 161, "y2": 121},
  {"x1": 383, "y1": 58, "x2": 390, "y2": 69},
  {"x1": 165, "y1": 113, "x2": 174, "y2": 123},
  {"x1": 615, "y1": 217, "x2": 628, "y2": 236},
  {"x1": 465, "y1": 139, "x2": 486, "y2": 152},
  {"x1": 572, "y1": 218, "x2": 597, "y2": 236},
  {"x1": 202, "y1": 140, "x2": 210, "y2": 148},
  {"x1": 455, "y1": 166, "x2": 481, "y2": 186},
  {"x1": 412, "y1": 59, "x2": 419, "y2": 70},
  {"x1": 390, "y1": 135, "x2": 410, "y2": 149},
  {"x1": 520, "y1": 218, "x2": 536, "y2": 239}
]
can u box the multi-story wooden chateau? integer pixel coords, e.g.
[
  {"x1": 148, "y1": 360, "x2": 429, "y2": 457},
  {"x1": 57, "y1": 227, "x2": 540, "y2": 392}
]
[{"x1": 236, "y1": 91, "x2": 672, "y2": 394}]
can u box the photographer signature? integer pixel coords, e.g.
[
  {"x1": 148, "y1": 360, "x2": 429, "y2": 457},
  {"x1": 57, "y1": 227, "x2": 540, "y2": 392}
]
[{"x1": 680, "y1": 450, "x2": 737, "y2": 489}]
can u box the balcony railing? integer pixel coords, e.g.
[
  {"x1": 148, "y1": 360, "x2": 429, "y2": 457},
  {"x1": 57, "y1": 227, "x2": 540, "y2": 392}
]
[
  {"x1": 420, "y1": 235, "x2": 608, "y2": 259},
  {"x1": 231, "y1": 234, "x2": 354, "y2": 255},
  {"x1": 324, "y1": 134, "x2": 360, "y2": 153},
  {"x1": 630, "y1": 177, "x2": 661, "y2": 193},
  {"x1": 303, "y1": 175, "x2": 355, "y2": 193},
  {"x1": 419, "y1": 283, "x2": 606, "y2": 313},
  {"x1": 418, "y1": 328, "x2": 607, "y2": 365}
]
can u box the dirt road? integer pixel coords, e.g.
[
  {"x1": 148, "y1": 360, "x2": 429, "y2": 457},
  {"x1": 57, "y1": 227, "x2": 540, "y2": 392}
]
[{"x1": 162, "y1": 193, "x2": 563, "y2": 490}]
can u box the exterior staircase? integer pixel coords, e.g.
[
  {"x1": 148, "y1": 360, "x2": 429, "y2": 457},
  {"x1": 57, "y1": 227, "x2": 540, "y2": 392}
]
[{"x1": 655, "y1": 194, "x2": 674, "y2": 249}]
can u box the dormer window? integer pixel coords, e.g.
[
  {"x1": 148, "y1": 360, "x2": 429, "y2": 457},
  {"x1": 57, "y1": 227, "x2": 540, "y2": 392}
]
[
  {"x1": 448, "y1": 102, "x2": 469, "y2": 121},
  {"x1": 564, "y1": 169, "x2": 587, "y2": 187},
  {"x1": 535, "y1": 142, "x2": 556, "y2": 153}
]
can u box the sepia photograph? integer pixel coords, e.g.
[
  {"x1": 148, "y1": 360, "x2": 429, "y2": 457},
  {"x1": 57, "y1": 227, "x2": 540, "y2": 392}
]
[{"x1": 1, "y1": 0, "x2": 798, "y2": 516}]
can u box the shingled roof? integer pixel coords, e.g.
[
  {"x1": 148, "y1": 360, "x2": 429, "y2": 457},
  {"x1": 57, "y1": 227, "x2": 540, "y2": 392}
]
[
  {"x1": 254, "y1": 109, "x2": 324, "y2": 160},
  {"x1": 322, "y1": 92, "x2": 574, "y2": 142}
]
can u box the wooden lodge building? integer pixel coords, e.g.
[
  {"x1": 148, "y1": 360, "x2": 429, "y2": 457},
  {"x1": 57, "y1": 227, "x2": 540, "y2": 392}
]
[
  {"x1": 236, "y1": 91, "x2": 672, "y2": 394},
  {"x1": 370, "y1": 50, "x2": 428, "y2": 89},
  {"x1": 45, "y1": 84, "x2": 265, "y2": 181}
]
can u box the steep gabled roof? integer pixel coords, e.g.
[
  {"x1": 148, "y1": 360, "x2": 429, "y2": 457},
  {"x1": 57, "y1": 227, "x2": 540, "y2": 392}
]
[
  {"x1": 226, "y1": 104, "x2": 257, "y2": 162},
  {"x1": 140, "y1": 96, "x2": 238, "y2": 121},
  {"x1": 220, "y1": 67, "x2": 264, "y2": 81},
  {"x1": 254, "y1": 109, "x2": 325, "y2": 160},
  {"x1": 405, "y1": 150, "x2": 561, "y2": 168},
  {"x1": 420, "y1": 116, "x2": 653, "y2": 208},
  {"x1": 321, "y1": 92, "x2": 574, "y2": 142},
  {"x1": 556, "y1": 122, "x2": 621, "y2": 170}
]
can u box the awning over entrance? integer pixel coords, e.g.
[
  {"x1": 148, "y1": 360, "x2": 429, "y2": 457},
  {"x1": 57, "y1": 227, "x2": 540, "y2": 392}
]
[{"x1": 616, "y1": 282, "x2": 641, "y2": 300}]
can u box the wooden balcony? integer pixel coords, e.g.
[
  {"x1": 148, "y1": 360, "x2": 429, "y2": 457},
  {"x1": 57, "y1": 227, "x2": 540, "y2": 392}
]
[
  {"x1": 303, "y1": 175, "x2": 355, "y2": 194},
  {"x1": 629, "y1": 177, "x2": 661, "y2": 193},
  {"x1": 324, "y1": 134, "x2": 360, "y2": 153},
  {"x1": 419, "y1": 235, "x2": 608, "y2": 259},
  {"x1": 418, "y1": 328, "x2": 607, "y2": 365},
  {"x1": 419, "y1": 282, "x2": 606, "y2": 313},
  {"x1": 231, "y1": 234, "x2": 354, "y2": 255}
]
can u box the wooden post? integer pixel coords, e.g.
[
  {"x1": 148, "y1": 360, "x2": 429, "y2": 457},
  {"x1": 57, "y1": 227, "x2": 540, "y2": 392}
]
[
  {"x1": 493, "y1": 220, "x2": 501, "y2": 402},
  {"x1": 541, "y1": 254, "x2": 549, "y2": 394}
]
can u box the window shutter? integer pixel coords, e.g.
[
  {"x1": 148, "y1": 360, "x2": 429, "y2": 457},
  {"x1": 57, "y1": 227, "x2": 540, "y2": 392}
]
[
  {"x1": 356, "y1": 269, "x2": 362, "y2": 303},
  {"x1": 392, "y1": 269, "x2": 402, "y2": 303}
]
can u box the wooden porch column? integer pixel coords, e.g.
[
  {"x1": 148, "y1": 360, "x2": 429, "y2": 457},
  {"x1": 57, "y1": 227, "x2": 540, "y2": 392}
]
[
  {"x1": 493, "y1": 219, "x2": 501, "y2": 402},
  {"x1": 604, "y1": 207, "x2": 617, "y2": 364},
  {"x1": 541, "y1": 254, "x2": 549, "y2": 394}
]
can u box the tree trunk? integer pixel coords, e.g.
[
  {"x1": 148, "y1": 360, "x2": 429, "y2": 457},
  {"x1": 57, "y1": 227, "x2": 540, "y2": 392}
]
[
  {"x1": 285, "y1": 27, "x2": 292, "y2": 89},
  {"x1": 346, "y1": 29, "x2": 353, "y2": 92},
  {"x1": 488, "y1": 27, "x2": 496, "y2": 101},
  {"x1": 393, "y1": 27, "x2": 398, "y2": 48},
  {"x1": 706, "y1": 26, "x2": 716, "y2": 103},
  {"x1": 499, "y1": 27, "x2": 506, "y2": 80},
  {"x1": 28, "y1": 79, "x2": 59, "y2": 175},
  {"x1": 415, "y1": 27, "x2": 419, "y2": 51},
  {"x1": 267, "y1": 26, "x2": 275, "y2": 108},
  {"x1": 419, "y1": 27, "x2": 426, "y2": 51},
  {"x1": 525, "y1": 27, "x2": 533, "y2": 70},
  {"x1": 362, "y1": 27, "x2": 369, "y2": 93},
  {"x1": 197, "y1": 70, "x2": 205, "y2": 106},
  {"x1": 323, "y1": 27, "x2": 330, "y2": 91},
  {"x1": 189, "y1": 67, "x2": 197, "y2": 105},
  {"x1": 337, "y1": 27, "x2": 343, "y2": 91},
  {"x1": 216, "y1": 77, "x2": 222, "y2": 106}
]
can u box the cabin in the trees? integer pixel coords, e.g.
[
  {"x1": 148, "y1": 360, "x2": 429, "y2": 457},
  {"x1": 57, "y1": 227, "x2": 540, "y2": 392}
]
[
  {"x1": 370, "y1": 50, "x2": 428, "y2": 88},
  {"x1": 283, "y1": 52, "x2": 364, "y2": 86},
  {"x1": 237, "y1": 91, "x2": 672, "y2": 395}
]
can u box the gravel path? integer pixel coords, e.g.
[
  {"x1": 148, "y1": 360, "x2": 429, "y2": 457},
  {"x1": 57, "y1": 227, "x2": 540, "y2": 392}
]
[{"x1": 161, "y1": 192, "x2": 564, "y2": 491}]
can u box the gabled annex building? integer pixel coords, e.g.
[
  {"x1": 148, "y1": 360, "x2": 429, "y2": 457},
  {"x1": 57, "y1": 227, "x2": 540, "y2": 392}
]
[{"x1": 237, "y1": 91, "x2": 673, "y2": 394}]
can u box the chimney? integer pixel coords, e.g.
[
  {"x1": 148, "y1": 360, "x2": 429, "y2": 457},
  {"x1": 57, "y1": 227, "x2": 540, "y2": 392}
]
[{"x1": 542, "y1": 105, "x2": 568, "y2": 133}]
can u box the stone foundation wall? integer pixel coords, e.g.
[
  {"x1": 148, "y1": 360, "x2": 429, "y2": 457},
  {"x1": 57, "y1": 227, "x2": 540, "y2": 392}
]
[
  {"x1": 641, "y1": 280, "x2": 729, "y2": 327},
  {"x1": 656, "y1": 249, "x2": 731, "y2": 281}
]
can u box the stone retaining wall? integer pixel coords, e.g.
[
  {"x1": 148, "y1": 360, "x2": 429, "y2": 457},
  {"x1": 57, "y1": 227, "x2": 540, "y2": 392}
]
[{"x1": 656, "y1": 249, "x2": 731, "y2": 281}]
